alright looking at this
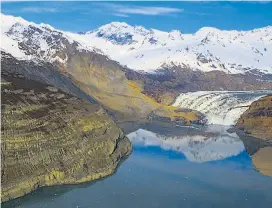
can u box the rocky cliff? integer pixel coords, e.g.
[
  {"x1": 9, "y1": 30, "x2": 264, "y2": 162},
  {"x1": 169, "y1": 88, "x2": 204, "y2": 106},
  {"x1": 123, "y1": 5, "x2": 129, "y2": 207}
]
[
  {"x1": 1, "y1": 72, "x2": 132, "y2": 202},
  {"x1": 236, "y1": 95, "x2": 272, "y2": 141},
  {"x1": 236, "y1": 95, "x2": 272, "y2": 177}
]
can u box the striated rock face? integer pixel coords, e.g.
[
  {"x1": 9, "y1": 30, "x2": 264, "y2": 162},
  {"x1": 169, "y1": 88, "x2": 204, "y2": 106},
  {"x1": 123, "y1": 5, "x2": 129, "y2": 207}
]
[
  {"x1": 236, "y1": 95, "x2": 272, "y2": 177},
  {"x1": 236, "y1": 95, "x2": 272, "y2": 141},
  {"x1": 1, "y1": 72, "x2": 132, "y2": 202}
]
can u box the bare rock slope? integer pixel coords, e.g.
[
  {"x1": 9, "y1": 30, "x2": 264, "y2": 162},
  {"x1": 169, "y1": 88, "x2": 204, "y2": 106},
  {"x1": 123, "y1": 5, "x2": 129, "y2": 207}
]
[{"x1": 1, "y1": 72, "x2": 132, "y2": 202}]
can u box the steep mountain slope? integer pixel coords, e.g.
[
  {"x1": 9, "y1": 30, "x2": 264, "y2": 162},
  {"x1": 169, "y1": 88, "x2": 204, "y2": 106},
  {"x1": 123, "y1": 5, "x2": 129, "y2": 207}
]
[
  {"x1": 1, "y1": 51, "x2": 97, "y2": 103},
  {"x1": 70, "y1": 22, "x2": 272, "y2": 75},
  {"x1": 1, "y1": 14, "x2": 99, "y2": 63},
  {"x1": 1, "y1": 14, "x2": 203, "y2": 124},
  {"x1": 1, "y1": 72, "x2": 132, "y2": 202}
]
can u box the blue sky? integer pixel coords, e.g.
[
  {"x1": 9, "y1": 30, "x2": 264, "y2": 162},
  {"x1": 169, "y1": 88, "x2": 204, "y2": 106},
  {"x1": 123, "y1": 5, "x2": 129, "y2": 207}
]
[{"x1": 1, "y1": 1, "x2": 272, "y2": 33}]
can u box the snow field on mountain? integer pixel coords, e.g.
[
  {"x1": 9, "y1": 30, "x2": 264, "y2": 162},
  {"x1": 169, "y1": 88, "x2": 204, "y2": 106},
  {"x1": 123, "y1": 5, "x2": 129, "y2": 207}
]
[{"x1": 1, "y1": 13, "x2": 271, "y2": 74}]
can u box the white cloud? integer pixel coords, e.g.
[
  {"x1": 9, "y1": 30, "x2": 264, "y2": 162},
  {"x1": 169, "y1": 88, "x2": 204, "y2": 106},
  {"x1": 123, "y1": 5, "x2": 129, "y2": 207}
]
[
  {"x1": 112, "y1": 13, "x2": 129, "y2": 18},
  {"x1": 21, "y1": 7, "x2": 58, "y2": 13},
  {"x1": 94, "y1": 3, "x2": 183, "y2": 17},
  {"x1": 117, "y1": 6, "x2": 183, "y2": 16}
]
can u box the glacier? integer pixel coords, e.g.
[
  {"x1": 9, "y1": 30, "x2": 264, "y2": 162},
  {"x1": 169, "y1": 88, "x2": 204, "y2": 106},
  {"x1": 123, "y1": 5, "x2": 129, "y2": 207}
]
[{"x1": 173, "y1": 90, "x2": 272, "y2": 125}]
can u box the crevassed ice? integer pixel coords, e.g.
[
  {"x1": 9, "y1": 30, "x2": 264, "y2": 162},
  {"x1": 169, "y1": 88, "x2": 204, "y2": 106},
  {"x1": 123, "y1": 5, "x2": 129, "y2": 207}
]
[{"x1": 172, "y1": 91, "x2": 272, "y2": 125}]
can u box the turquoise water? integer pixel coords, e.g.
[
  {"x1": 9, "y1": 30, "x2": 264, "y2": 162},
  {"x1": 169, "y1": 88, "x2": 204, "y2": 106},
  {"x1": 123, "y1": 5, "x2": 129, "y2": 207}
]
[{"x1": 3, "y1": 126, "x2": 272, "y2": 208}]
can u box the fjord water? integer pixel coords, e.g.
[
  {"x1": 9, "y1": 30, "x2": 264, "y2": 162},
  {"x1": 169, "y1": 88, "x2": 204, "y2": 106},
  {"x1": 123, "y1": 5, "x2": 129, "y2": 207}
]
[{"x1": 3, "y1": 125, "x2": 272, "y2": 208}]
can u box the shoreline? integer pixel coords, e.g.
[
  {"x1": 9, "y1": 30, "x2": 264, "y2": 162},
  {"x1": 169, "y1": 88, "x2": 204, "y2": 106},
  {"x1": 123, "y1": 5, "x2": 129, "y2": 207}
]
[{"x1": 1, "y1": 153, "x2": 132, "y2": 204}]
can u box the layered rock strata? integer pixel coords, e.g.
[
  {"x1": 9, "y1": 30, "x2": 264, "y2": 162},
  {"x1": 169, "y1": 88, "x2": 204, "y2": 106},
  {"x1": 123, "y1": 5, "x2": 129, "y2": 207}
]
[{"x1": 1, "y1": 72, "x2": 132, "y2": 202}]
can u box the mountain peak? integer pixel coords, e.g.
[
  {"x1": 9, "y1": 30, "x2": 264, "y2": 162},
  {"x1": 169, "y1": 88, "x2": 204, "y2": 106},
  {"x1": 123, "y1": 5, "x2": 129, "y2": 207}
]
[
  {"x1": 89, "y1": 22, "x2": 146, "y2": 45},
  {"x1": 92, "y1": 22, "x2": 155, "y2": 36},
  {"x1": 1, "y1": 13, "x2": 30, "y2": 33},
  {"x1": 88, "y1": 22, "x2": 184, "y2": 45},
  {"x1": 94, "y1": 21, "x2": 132, "y2": 33},
  {"x1": 194, "y1": 27, "x2": 221, "y2": 36},
  {"x1": 107, "y1": 21, "x2": 131, "y2": 28},
  {"x1": 1, "y1": 13, "x2": 58, "y2": 33}
]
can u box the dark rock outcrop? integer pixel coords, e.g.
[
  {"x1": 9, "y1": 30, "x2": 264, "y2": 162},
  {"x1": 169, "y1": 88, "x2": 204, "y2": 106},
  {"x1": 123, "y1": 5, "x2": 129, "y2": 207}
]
[{"x1": 1, "y1": 72, "x2": 132, "y2": 202}]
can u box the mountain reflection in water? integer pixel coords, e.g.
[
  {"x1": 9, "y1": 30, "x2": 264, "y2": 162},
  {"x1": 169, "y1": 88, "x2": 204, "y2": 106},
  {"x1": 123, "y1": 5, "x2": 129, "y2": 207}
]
[
  {"x1": 127, "y1": 127, "x2": 244, "y2": 163},
  {"x1": 3, "y1": 125, "x2": 272, "y2": 208}
]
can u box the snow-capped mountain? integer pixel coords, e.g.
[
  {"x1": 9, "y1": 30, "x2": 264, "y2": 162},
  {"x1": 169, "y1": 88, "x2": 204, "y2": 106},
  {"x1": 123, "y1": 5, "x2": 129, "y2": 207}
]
[
  {"x1": 1, "y1": 13, "x2": 272, "y2": 75},
  {"x1": 70, "y1": 21, "x2": 272, "y2": 74},
  {"x1": 84, "y1": 21, "x2": 183, "y2": 46},
  {"x1": 1, "y1": 14, "x2": 99, "y2": 64},
  {"x1": 127, "y1": 128, "x2": 245, "y2": 163}
]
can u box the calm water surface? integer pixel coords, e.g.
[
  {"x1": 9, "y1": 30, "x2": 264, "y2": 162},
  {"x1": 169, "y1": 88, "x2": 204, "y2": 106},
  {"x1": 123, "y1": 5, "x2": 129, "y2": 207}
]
[{"x1": 3, "y1": 125, "x2": 272, "y2": 208}]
